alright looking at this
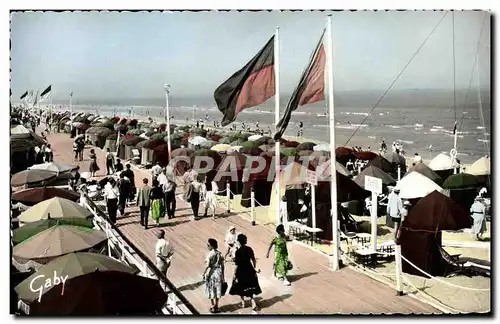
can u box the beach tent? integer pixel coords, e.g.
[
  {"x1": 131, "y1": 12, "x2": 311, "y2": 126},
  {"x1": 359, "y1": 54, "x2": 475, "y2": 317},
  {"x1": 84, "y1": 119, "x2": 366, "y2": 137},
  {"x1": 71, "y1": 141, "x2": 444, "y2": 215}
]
[
  {"x1": 400, "y1": 190, "x2": 472, "y2": 277},
  {"x1": 354, "y1": 165, "x2": 397, "y2": 189},
  {"x1": 267, "y1": 162, "x2": 369, "y2": 226},
  {"x1": 442, "y1": 173, "x2": 480, "y2": 213},
  {"x1": 215, "y1": 151, "x2": 247, "y2": 197},
  {"x1": 428, "y1": 153, "x2": 457, "y2": 179},
  {"x1": 366, "y1": 155, "x2": 394, "y2": 174},
  {"x1": 465, "y1": 156, "x2": 490, "y2": 176},
  {"x1": 395, "y1": 171, "x2": 444, "y2": 199},
  {"x1": 406, "y1": 162, "x2": 443, "y2": 185}
]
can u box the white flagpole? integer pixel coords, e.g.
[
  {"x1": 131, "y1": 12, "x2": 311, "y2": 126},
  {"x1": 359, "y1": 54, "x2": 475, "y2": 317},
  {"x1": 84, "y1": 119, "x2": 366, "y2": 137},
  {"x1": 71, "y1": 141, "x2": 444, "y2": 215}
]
[
  {"x1": 164, "y1": 83, "x2": 172, "y2": 161},
  {"x1": 327, "y1": 15, "x2": 339, "y2": 271},
  {"x1": 274, "y1": 27, "x2": 281, "y2": 225}
]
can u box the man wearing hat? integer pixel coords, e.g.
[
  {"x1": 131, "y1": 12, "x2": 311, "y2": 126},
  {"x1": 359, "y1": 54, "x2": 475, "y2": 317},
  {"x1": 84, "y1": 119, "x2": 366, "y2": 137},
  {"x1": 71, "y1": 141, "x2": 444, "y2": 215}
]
[{"x1": 386, "y1": 187, "x2": 403, "y2": 239}]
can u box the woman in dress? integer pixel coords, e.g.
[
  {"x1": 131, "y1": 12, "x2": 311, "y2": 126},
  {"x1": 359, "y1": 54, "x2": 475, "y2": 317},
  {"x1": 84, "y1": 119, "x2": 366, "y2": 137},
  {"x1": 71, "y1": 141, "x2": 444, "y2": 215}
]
[
  {"x1": 202, "y1": 238, "x2": 225, "y2": 313},
  {"x1": 266, "y1": 224, "x2": 291, "y2": 286},
  {"x1": 150, "y1": 179, "x2": 165, "y2": 227},
  {"x1": 188, "y1": 175, "x2": 203, "y2": 220},
  {"x1": 89, "y1": 149, "x2": 100, "y2": 177},
  {"x1": 470, "y1": 197, "x2": 487, "y2": 240},
  {"x1": 229, "y1": 234, "x2": 262, "y2": 311},
  {"x1": 203, "y1": 179, "x2": 218, "y2": 219}
]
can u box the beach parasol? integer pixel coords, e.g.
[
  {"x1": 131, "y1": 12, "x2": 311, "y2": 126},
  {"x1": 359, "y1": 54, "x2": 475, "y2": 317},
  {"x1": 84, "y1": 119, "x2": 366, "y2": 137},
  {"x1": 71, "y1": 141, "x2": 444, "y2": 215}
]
[
  {"x1": 335, "y1": 147, "x2": 353, "y2": 156},
  {"x1": 367, "y1": 155, "x2": 394, "y2": 174},
  {"x1": 18, "y1": 197, "x2": 93, "y2": 223},
  {"x1": 353, "y1": 151, "x2": 378, "y2": 161},
  {"x1": 406, "y1": 163, "x2": 442, "y2": 185},
  {"x1": 190, "y1": 149, "x2": 222, "y2": 171},
  {"x1": 248, "y1": 134, "x2": 263, "y2": 141},
  {"x1": 281, "y1": 147, "x2": 299, "y2": 157},
  {"x1": 200, "y1": 140, "x2": 216, "y2": 149},
  {"x1": 13, "y1": 225, "x2": 107, "y2": 263},
  {"x1": 387, "y1": 152, "x2": 406, "y2": 165},
  {"x1": 11, "y1": 170, "x2": 57, "y2": 187},
  {"x1": 313, "y1": 143, "x2": 330, "y2": 152},
  {"x1": 296, "y1": 142, "x2": 316, "y2": 151},
  {"x1": 315, "y1": 159, "x2": 350, "y2": 178},
  {"x1": 28, "y1": 270, "x2": 167, "y2": 315},
  {"x1": 29, "y1": 162, "x2": 77, "y2": 175},
  {"x1": 228, "y1": 146, "x2": 243, "y2": 153},
  {"x1": 354, "y1": 165, "x2": 397, "y2": 189},
  {"x1": 15, "y1": 252, "x2": 138, "y2": 304},
  {"x1": 211, "y1": 143, "x2": 231, "y2": 153},
  {"x1": 12, "y1": 187, "x2": 80, "y2": 206},
  {"x1": 239, "y1": 147, "x2": 263, "y2": 156},
  {"x1": 217, "y1": 151, "x2": 248, "y2": 172},
  {"x1": 255, "y1": 136, "x2": 274, "y2": 145},
  {"x1": 464, "y1": 157, "x2": 490, "y2": 176},
  {"x1": 395, "y1": 172, "x2": 444, "y2": 199},
  {"x1": 442, "y1": 173, "x2": 479, "y2": 190},
  {"x1": 428, "y1": 153, "x2": 457, "y2": 171},
  {"x1": 220, "y1": 137, "x2": 232, "y2": 144},
  {"x1": 283, "y1": 140, "x2": 299, "y2": 148},
  {"x1": 188, "y1": 136, "x2": 208, "y2": 146},
  {"x1": 12, "y1": 218, "x2": 94, "y2": 245}
]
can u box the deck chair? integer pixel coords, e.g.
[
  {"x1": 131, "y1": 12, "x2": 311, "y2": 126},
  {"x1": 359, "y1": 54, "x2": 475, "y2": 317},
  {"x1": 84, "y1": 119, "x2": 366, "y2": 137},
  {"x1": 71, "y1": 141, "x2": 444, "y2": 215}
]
[{"x1": 438, "y1": 245, "x2": 468, "y2": 276}]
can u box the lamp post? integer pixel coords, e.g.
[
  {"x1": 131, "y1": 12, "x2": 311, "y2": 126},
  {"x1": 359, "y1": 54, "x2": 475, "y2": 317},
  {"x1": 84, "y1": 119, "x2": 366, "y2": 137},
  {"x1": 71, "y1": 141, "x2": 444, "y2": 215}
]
[{"x1": 164, "y1": 83, "x2": 172, "y2": 161}]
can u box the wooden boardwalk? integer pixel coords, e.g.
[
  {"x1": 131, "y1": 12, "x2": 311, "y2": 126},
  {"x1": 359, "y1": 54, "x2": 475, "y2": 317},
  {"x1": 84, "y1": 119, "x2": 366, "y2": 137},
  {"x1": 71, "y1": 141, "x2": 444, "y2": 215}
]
[{"x1": 46, "y1": 129, "x2": 440, "y2": 315}]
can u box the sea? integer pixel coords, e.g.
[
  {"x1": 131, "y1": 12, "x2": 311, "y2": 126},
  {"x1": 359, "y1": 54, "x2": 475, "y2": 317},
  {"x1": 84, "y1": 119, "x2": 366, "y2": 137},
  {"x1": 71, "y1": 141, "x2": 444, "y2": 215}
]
[{"x1": 30, "y1": 89, "x2": 491, "y2": 165}]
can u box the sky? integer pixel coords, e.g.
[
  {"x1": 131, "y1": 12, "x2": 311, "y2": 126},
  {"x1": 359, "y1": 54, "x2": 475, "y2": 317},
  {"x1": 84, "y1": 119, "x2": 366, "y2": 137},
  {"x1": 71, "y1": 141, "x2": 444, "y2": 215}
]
[{"x1": 10, "y1": 10, "x2": 491, "y2": 102}]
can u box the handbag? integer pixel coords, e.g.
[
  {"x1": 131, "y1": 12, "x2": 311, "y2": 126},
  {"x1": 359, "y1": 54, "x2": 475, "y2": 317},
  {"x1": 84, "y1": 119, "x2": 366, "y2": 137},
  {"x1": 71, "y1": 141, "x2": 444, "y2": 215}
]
[{"x1": 221, "y1": 281, "x2": 228, "y2": 296}]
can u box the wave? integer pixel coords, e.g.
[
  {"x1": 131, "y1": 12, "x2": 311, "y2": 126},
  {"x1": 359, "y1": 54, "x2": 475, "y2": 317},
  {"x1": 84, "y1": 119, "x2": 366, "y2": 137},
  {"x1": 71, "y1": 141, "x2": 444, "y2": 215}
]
[
  {"x1": 478, "y1": 139, "x2": 490, "y2": 143},
  {"x1": 431, "y1": 125, "x2": 444, "y2": 129},
  {"x1": 477, "y1": 126, "x2": 485, "y2": 130},
  {"x1": 335, "y1": 124, "x2": 369, "y2": 129},
  {"x1": 414, "y1": 123, "x2": 424, "y2": 127},
  {"x1": 396, "y1": 139, "x2": 414, "y2": 144},
  {"x1": 341, "y1": 112, "x2": 369, "y2": 116}
]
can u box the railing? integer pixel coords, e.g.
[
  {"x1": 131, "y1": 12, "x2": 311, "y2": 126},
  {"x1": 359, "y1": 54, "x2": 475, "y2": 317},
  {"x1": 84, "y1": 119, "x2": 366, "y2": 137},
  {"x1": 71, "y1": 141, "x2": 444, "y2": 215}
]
[{"x1": 84, "y1": 195, "x2": 198, "y2": 315}]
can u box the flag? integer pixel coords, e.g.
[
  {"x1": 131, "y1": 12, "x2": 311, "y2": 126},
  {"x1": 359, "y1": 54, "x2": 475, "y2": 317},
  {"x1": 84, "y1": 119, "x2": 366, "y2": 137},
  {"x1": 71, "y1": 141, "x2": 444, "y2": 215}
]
[
  {"x1": 452, "y1": 121, "x2": 457, "y2": 135},
  {"x1": 70, "y1": 91, "x2": 73, "y2": 97},
  {"x1": 40, "y1": 85, "x2": 52, "y2": 101},
  {"x1": 20, "y1": 91, "x2": 28, "y2": 100},
  {"x1": 33, "y1": 90, "x2": 39, "y2": 106},
  {"x1": 274, "y1": 29, "x2": 326, "y2": 140},
  {"x1": 214, "y1": 36, "x2": 275, "y2": 126}
]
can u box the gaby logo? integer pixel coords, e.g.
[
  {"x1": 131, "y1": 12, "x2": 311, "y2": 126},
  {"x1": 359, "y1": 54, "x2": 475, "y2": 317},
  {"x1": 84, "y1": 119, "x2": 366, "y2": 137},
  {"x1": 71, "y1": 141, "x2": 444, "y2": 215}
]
[{"x1": 29, "y1": 271, "x2": 69, "y2": 302}]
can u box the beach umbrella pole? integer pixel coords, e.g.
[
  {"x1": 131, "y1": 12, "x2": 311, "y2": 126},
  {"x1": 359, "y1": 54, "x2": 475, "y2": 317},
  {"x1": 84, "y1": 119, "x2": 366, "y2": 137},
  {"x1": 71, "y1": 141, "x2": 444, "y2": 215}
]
[
  {"x1": 164, "y1": 84, "x2": 172, "y2": 161},
  {"x1": 311, "y1": 183, "x2": 317, "y2": 230},
  {"x1": 395, "y1": 243, "x2": 404, "y2": 296},
  {"x1": 274, "y1": 27, "x2": 281, "y2": 225},
  {"x1": 397, "y1": 166, "x2": 401, "y2": 181},
  {"x1": 326, "y1": 15, "x2": 339, "y2": 270}
]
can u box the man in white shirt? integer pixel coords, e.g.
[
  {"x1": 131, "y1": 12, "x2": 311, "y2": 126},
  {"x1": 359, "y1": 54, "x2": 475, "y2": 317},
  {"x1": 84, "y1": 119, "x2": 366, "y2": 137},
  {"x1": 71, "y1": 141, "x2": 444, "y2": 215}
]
[
  {"x1": 156, "y1": 230, "x2": 174, "y2": 290},
  {"x1": 386, "y1": 188, "x2": 403, "y2": 238}
]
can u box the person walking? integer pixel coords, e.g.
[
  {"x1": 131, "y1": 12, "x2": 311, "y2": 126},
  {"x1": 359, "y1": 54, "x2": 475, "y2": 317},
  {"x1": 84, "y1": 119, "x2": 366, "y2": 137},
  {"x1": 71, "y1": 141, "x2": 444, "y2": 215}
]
[
  {"x1": 163, "y1": 172, "x2": 177, "y2": 219},
  {"x1": 77, "y1": 138, "x2": 85, "y2": 161},
  {"x1": 387, "y1": 188, "x2": 403, "y2": 238},
  {"x1": 150, "y1": 179, "x2": 166, "y2": 227},
  {"x1": 266, "y1": 224, "x2": 292, "y2": 286},
  {"x1": 114, "y1": 158, "x2": 124, "y2": 173},
  {"x1": 224, "y1": 226, "x2": 238, "y2": 261},
  {"x1": 105, "y1": 148, "x2": 115, "y2": 175},
  {"x1": 151, "y1": 162, "x2": 162, "y2": 182},
  {"x1": 73, "y1": 140, "x2": 79, "y2": 161},
  {"x1": 44, "y1": 144, "x2": 53, "y2": 162},
  {"x1": 187, "y1": 175, "x2": 203, "y2": 221},
  {"x1": 203, "y1": 179, "x2": 218, "y2": 219},
  {"x1": 470, "y1": 197, "x2": 487, "y2": 241},
  {"x1": 136, "y1": 178, "x2": 152, "y2": 229},
  {"x1": 203, "y1": 238, "x2": 225, "y2": 314},
  {"x1": 103, "y1": 178, "x2": 119, "y2": 224},
  {"x1": 121, "y1": 164, "x2": 136, "y2": 197},
  {"x1": 118, "y1": 173, "x2": 131, "y2": 216},
  {"x1": 229, "y1": 234, "x2": 262, "y2": 311},
  {"x1": 155, "y1": 230, "x2": 174, "y2": 290},
  {"x1": 88, "y1": 149, "x2": 99, "y2": 177}
]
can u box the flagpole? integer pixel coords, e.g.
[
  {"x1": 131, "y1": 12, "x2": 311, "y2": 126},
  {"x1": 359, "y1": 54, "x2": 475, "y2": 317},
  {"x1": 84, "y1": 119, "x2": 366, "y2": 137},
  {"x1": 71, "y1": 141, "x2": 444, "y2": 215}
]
[
  {"x1": 274, "y1": 27, "x2": 281, "y2": 225},
  {"x1": 164, "y1": 83, "x2": 172, "y2": 161},
  {"x1": 327, "y1": 15, "x2": 339, "y2": 271}
]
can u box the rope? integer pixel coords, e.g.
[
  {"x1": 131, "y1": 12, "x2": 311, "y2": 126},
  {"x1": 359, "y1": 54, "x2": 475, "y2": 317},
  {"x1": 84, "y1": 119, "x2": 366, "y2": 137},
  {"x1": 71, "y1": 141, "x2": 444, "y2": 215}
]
[
  {"x1": 400, "y1": 255, "x2": 490, "y2": 292},
  {"x1": 344, "y1": 11, "x2": 448, "y2": 146},
  {"x1": 458, "y1": 13, "x2": 488, "y2": 136},
  {"x1": 400, "y1": 275, "x2": 483, "y2": 314}
]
